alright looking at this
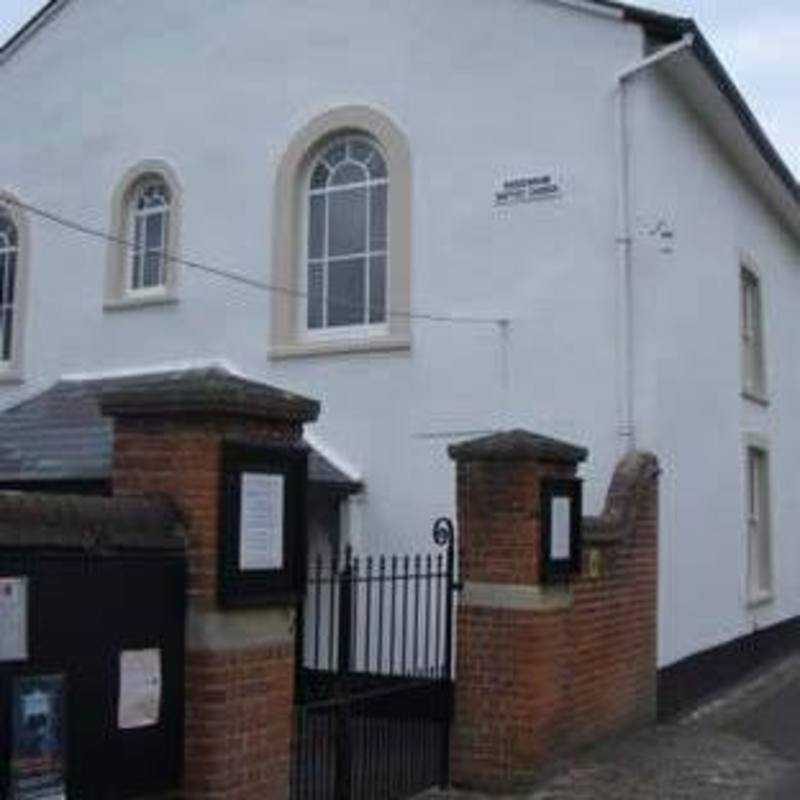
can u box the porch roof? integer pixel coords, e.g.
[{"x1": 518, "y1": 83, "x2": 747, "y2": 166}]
[{"x1": 0, "y1": 369, "x2": 362, "y2": 495}]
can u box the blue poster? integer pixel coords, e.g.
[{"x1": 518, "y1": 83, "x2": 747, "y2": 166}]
[{"x1": 9, "y1": 674, "x2": 67, "y2": 799}]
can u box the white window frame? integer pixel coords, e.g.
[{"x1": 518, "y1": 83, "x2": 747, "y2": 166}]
[
  {"x1": 300, "y1": 134, "x2": 390, "y2": 342},
  {"x1": 269, "y1": 105, "x2": 412, "y2": 360},
  {"x1": 740, "y1": 263, "x2": 767, "y2": 403},
  {"x1": 0, "y1": 216, "x2": 18, "y2": 365},
  {"x1": 0, "y1": 194, "x2": 28, "y2": 383},
  {"x1": 126, "y1": 179, "x2": 171, "y2": 295},
  {"x1": 105, "y1": 160, "x2": 182, "y2": 311},
  {"x1": 745, "y1": 443, "x2": 774, "y2": 606}
]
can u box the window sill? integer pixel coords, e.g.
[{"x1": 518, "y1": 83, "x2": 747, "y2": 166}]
[
  {"x1": 269, "y1": 334, "x2": 411, "y2": 360},
  {"x1": 747, "y1": 591, "x2": 774, "y2": 610},
  {"x1": 742, "y1": 390, "x2": 769, "y2": 407},
  {"x1": 104, "y1": 293, "x2": 178, "y2": 312},
  {"x1": 0, "y1": 368, "x2": 24, "y2": 385}
]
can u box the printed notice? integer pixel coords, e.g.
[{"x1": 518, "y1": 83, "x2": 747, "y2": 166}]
[
  {"x1": 551, "y1": 497, "x2": 572, "y2": 561},
  {"x1": 239, "y1": 473, "x2": 285, "y2": 571},
  {"x1": 0, "y1": 577, "x2": 28, "y2": 662},
  {"x1": 118, "y1": 649, "x2": 162, "y2": 730}
]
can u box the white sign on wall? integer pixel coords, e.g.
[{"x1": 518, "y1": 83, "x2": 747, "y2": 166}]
[
  {"x1": 494, "y1": 174, "x2": 561, "y2": 206},
  {"x1": 239, "y1": 473, "x2": 285, "y2": 571},
  {"x1": 550, "y1": 497, "x2": 572, "y2": 561},
  {"x1": 0, "y1": 577, "x2": 28, "y2": 662},
  {"x1": 118, "y1": 649, "x2": 162, "y2": 730}
]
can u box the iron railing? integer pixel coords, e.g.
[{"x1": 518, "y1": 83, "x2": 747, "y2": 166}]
[{"x1": 292, "y1": 518, "x2": 457, "y2": 800}]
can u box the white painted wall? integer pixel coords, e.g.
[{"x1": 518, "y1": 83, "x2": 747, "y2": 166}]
[
  {"x1": 627, "y1": 70, "x2": 800, "y2": 665},
  {"x1": 1, "y1": 0, "x2": 798, "y2": 668}
]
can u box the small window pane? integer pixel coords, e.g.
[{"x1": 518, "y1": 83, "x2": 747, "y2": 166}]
[
  {"x1": 2, "y1": 309, "x2": 12, "y2": 361},
  {"x1": 133, "y1": 214, "x2": 144, "y2": 245},
  {"x1": 308, "y1": 195, "x2": 325, "y2": 260},
  {"x1": 311, "y1": 162, "x2": 329, "y2": 189},
  {"x1": 368, "y1": 151, "x2": 387, "y2": 179},
  {"x1": 330, "y1": 162, "x2": 367, "y2": 187},
  {"x1": 328, "y1": 258, "x2": 365, "y2": 327},
  {"x1": 145, "y1": 212, "x2": 164, "y2": 250},
  {"x1": 369, "y1": 256, "x2": 387, "y2": 323},
  {"x1": 370, "y1": 184, "x2": 388, "y2": 251},
  {"x1": 350, "y1": 140, "x2": 375, "y2": 164},
  {"x1": 324, "y1": 142, "x2": 346, "y2": 167},
  {"x1": 131, "y1": 252, "x2": 143, "y2": 290},
  {"x1": 0, "y1": 217, "x2": 16, "y2": 247},
  {"x1": 143, "y1": 252, "x2": 163, "y2": 287},
  {"x1": 5, "y1": 254, "x2": 16, "y2": 305},
  {"x1": 307, "y1": 263, "x2": 324, "y2": 329},
  {"x1": 328, "y1": 187, "x2": 367, "y2": 257}
]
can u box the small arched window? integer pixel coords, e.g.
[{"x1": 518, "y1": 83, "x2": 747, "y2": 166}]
[
  {"x1": 0, "y1": 212, "x2": 19, "y2": 363},
  {"x1": 106, "y1": 161, "x2": 181, "y2": 310},
  {"x1": 305, "y1": 135, "x2": 388, "y2": 330},
  {"x1": 127, "y1": 177, "x2": 171, "y2": 291}
]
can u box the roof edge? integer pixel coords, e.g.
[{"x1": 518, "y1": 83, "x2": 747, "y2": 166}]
[
  {"x1": 686, "y1": 28, "x2": 800, "y2": 208},
  {"x1": 604, "y1": 1, "x2": 800, "y2": 210},
  {"x1": 0, "y1": 0, "x2": 71, "y2": 64}
]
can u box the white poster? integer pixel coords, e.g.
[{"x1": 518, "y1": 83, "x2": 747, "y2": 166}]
[
  {"x1": 0, "y1": 577, "x2": 28, "y2": 662},
  {"x1": 550, "y1": 497, "x2": 572, "y2": 561},
  {"x1": 118, "y1": 649, "x2": 162, "y2": 730},
  {"x1": 239, "y1": 473, "x2": 285, "y2": 571}
]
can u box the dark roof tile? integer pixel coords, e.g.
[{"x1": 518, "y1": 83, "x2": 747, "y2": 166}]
[{"x1": 0, "y1": 368, "x2": 359, "y2": 494}]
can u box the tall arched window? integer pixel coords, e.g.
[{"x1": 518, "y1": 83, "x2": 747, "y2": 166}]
[
  {"x1": 306, "y1": 135, "x2": 388, "y2": 330},
  {"x1": 0, "y1": 211, "x2": 19, "y2": 363},
  {"x1": 128, "y1": 177, "x2": 171, "y2": 291},
  {"x1": 270, "y1": 106, "x2": 411, "y2": 358}
]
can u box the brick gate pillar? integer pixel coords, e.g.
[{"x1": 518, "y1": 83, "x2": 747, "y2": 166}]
[
  {"x1": 101, "y1": 367, "x2": 320, "y2": 800},
  {"x1": 448, "y1": 430, "x2": 659, "y2": 792}
]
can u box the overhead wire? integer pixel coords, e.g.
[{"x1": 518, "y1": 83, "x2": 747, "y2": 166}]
[{"x1": 3, "y1": 196, "x2": 507, "y2": 327}]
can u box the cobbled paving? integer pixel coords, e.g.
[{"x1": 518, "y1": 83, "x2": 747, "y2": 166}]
[{"x1": 422, "y1": 656, "x2": 800, "y2": 800}]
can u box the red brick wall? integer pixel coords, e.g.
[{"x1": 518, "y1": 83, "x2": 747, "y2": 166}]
[
  {"x1": 455, "y1": 460, "x2": 575, "y2": 587},
  {"x1": 185, "y1": 643, "x2": 295, "y2": 800},
  {"x1": 113, "y1": 417, "x2": 301, "y2": 605},
  {"x1": 452, "y1": 451, "x2": 659, "y2": 792},
  {"x1": 111, "y1": 415, "x2": 301, "y2": 800}
]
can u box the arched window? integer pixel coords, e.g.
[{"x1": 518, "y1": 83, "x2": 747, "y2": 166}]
[
  {"x1": 270, "y1": 106, "x2": 411, "y2": 359},
  {"x1": 127, "y1": 177, "x2": 171, "y2": 291},
  {"x1": 305, "y1": 135, "x2": 388, "y2": 330},
  {"x1": 105, "y1": 161, "x2": 182, "y2": 310},
  {"x1": 0, "y1": 211, "x2": 19, "y2": 363}
]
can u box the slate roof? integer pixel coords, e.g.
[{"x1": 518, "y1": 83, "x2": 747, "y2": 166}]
[{"x1": 0, "y1": 370, "x2": 361, "y2": 494}]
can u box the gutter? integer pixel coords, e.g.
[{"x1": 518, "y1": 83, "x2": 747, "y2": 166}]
[{"x1": 614, "y1": 34, "x2": 694, "y2": 453}]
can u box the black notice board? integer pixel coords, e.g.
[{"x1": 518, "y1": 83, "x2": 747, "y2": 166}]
[
  {"x1": 218, "y1": 442, "x2": 308, "y2": 608},
  {"x1": 0, "y1": 553, "x2": 185, "y2": 800},
  {"x1": 540, "y1": 478, "x2": 583, "y2": 584}
]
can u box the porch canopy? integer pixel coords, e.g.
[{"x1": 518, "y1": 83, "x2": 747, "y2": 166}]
[{"x1": 0, "y1": 365, "x2": 362, "y2": 496}]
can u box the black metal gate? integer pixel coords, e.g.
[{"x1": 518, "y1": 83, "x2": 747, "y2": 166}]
[{"x1": 292, "y1": 519, "x2": 457, "y2": 800}]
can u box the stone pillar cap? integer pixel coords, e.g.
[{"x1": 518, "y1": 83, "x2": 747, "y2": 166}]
[
  {"x1": 448, "y1": 429, "x2": 588, "y2": 464},
  {"x1": 98, "y1": 365, "x2": 320, "y2": 423}
]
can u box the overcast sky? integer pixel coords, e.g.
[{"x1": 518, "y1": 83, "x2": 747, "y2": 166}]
[{"x1": 1, "y1": 0, "x2": 798, "y2": 176}]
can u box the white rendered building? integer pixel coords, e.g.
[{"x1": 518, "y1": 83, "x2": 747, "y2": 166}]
[{"x1": 0, "y1": 0, "x2": 799, "y2": 693}]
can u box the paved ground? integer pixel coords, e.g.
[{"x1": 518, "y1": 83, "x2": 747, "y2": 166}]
[{"x1": 423, "y1": 655, "x2": 800, "y2": 799}]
